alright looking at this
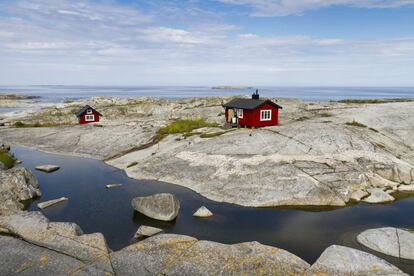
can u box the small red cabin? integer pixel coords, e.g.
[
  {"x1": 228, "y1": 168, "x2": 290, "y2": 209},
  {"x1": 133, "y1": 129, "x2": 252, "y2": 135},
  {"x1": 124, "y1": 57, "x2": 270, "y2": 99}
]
[
  {"x1": 75, "y1": 105, "x2": 102, "y2": 124},
  {"x1": 222, "y1": 90, "x2": 282, "y2": 128}
]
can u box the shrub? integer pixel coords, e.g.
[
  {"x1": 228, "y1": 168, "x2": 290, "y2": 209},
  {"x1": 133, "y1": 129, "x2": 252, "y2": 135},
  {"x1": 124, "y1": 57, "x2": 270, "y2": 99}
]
[
  {"x1": 0, "y1": 149, "x2": 16, "y2": 169},
  {"x1": 14, "y1": 121, "x2": 26, "y2": 128}
]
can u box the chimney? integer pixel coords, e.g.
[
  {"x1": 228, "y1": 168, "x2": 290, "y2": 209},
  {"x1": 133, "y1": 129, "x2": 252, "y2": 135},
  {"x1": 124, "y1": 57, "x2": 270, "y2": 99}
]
[{"x1": 252, "y1": 89, "x2": 259, "y2": 100}]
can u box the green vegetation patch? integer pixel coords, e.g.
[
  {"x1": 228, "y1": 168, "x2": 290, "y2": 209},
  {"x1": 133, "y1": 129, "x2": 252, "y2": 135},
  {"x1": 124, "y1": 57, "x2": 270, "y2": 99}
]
[
  {"x1": 127, "y1": 161, "x2": 138, "y2": 168},
  {"x1": 345, "y1": 120, "x2": 367, "y2": 128},
  {"x1": 319, "y1": 112, "x2": 332, "y2": 117},
  {"x1": 337, "y1": 98, "x2": 414, "y2": 104},
  {"x1": 0, "y1": 149, "x2": 16, "y2": 169},
  {"x1": 93, "y1": 124, "x2": 103, "y2": 128},
  {"x1": 200, "y1": 129, "x2": 235, "y2": 138},
  {"x1": 157, "y1": 118, "x2": 219, "y2": 135},
  {"x1": 295, "y1": 116, "x2": 309, "y2": 122},
  {"x1": 14, "y1": 121, "x2": 73, "y2": 128}
]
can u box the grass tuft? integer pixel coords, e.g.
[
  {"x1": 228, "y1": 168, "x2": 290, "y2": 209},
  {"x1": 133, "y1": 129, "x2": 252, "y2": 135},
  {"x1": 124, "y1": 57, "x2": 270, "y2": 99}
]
[
  {"x1": 126, "y1": 161, "x2": 138, "y2": 168},
  {"x1": 345, "y1": 120, "x2": 367, "y2": 128},
  {"x1": 319, "y1": 113, "x2": 332, "y2": 117},
  {"x1": 157, "y1": 118, "x2": 219, "y2": 135},
  {"x1": 14, "y1": 121, "x2": 73, "y2": 128},
  {"x1": 200, "y1": 131, "x2": 227, "y2": 138},
  {"x1": 295, "y1": 116, "x2": 309, "y2": 121}
]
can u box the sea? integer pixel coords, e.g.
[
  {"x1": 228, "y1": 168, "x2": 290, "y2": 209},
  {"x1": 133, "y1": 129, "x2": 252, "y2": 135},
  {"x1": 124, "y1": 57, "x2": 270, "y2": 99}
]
[{"x1": 1, "y1": 85, "x2": 414, "y2": 104}]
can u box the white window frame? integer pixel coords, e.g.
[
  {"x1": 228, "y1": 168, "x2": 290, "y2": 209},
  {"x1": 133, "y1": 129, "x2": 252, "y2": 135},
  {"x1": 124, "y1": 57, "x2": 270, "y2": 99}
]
[
  {"x1": 87, "y1": 109, "x2": 92, "y2": 114},
  {"x1": 237, "y1": 109, "x2": 243, "y2": 119},
  {"x1": 260, "y1": 110, "x2": 272, "y2": 121},
  {"x1": 85, "y1": 114, "x2": 95, "y2": 121}
]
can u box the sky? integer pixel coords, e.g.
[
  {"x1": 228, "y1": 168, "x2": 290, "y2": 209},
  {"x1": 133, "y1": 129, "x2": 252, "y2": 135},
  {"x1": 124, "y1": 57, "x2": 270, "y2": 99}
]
[{"x1": 0, "y1": 0, "x2": 414, "y2": 86}]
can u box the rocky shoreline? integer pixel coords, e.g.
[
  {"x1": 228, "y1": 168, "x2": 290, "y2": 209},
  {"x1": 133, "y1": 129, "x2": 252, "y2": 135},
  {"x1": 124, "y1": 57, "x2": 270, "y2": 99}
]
[
  {"x1": 1, "y1": 96, "x2": 414, "y2": 207},
  {"x1": 0, "y1": 142, "x2": 412, "y2": 274},
  {"x1": 0, "y1": 189, "x2": 410, "y2": 275}
]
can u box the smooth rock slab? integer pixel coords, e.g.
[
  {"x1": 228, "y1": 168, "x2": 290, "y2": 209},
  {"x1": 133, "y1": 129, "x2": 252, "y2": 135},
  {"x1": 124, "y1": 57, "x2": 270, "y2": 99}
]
[
  {"x1": 35, "y1": 165, "x2": 60, "y2": 173},
  {"x1": 0, "y1": 235, "x2": 87, "y2": 276},
  {"x1": 0, "y1": 211, "x2": 114, "y2": 274},
  {"x1": 111, "y1": 234, "x2": 310, "y2": 275},
  {"x1": 131, "y1": 193, "x2": 180, "y2": 221},
  {"x1": 37, "y1": 197, "x2": 68, "y2": 209},
  {"x1": 398, "y1": 184, "x2": 414, "y2": 192},
  {"x1": 363, "y1": 188, "x2": 395, "y2": 203},
  {"x1": 306, "y1": 245, "x2": 407, "y2": 275},
  {"x1": 134, "y1": 225, "x2": 163, "y2": 239},
  {"x1": 193, "y1": 206, "x2": 213, "y2": 217},
  {"x1": 357, "y1": 227, "x2": 414, "y2": 260}
]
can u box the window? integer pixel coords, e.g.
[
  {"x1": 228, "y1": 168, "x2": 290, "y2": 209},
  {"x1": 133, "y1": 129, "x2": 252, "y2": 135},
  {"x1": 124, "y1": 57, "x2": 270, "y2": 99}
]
[
  {"x1": 85, "y1": 115, "x2": 95, "y2": 121},
  {"x1": 237, "y1": 109, "x2": 243, "y2": 118},
  {"x1": 260, "y1": 110, "x2": 272, "y2": 121},
  {"x1": 87, "y1": 109, "x2": 92, "y2": 114}
]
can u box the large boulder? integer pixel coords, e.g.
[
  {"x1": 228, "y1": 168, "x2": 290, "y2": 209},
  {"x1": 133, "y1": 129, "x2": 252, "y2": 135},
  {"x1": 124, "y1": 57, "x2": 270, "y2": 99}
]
[
  {"x1": 0, "y1": 167, "x2": 41, "y2": 215},
  {"x1": 357, "y1": 227, "x2": 414, "y2": 260},
  {"x1": 0, "y1": 211, "x2": 114, "y2": 274},
  {"x1": 111, "y1": 234, "x2": 310, "y2": 275},
  {"x1": 131, "y1": 193, "x2": 180, "y2": 221},
  {"x1": 306, "y1": 245, "x2": 407, "y2": 275}
]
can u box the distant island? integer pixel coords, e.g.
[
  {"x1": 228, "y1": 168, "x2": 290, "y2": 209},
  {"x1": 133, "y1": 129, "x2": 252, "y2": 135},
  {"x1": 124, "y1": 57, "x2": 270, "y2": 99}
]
[{"x1": 211, "y1": 86, "x2": 253, "y2": 90}]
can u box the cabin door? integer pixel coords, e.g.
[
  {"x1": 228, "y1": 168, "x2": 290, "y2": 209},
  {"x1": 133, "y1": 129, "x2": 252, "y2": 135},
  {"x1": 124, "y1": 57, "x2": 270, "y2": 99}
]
[{"x1": 227, "y1": 108, "x2": 235, "y2": 123}]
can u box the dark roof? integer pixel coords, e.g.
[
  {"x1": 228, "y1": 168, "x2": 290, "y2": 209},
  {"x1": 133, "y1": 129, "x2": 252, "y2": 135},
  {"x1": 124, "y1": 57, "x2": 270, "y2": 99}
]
[
  {"x1": 75, "y1": 105, "x2": 103, "y2": 118},
  {"x1": 222, "y1": 98, "x2": 282, "y2": 110}
]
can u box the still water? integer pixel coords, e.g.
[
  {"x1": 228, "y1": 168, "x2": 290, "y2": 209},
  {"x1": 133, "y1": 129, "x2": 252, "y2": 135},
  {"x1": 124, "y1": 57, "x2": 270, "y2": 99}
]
[{"x1": 12, "y1": 146, "x2": 414, "y2": 273}]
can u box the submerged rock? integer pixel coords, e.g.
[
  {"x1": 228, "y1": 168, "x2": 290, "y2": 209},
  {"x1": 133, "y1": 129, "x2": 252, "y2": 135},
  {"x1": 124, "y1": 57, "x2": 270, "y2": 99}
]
[
  {"x1": 37, "y1": 197, "x2": 68, "y2": 209},
  {"x1": 106, "y1": 183, "x2": 123, "y2": 189},
  {"x1": 357, "y1": 227, "x2": 414, "y2": 260},
  {"x1": 193, "y1": 206, "x2": 213, "y2": 217},
  {"x1": 362, "y1": 188, "x2": 395, "y2": 203},
  {"x1": 306, "y1": 245, "x2": 407, "y2": 275},
  {"x1": 35, "y1": 164, "x2": 60, "y2": 173},
  {"x1": 111, "y1": 234, "x2": 310, "y2": 275},
  {"x1": 0, "y1": 167, "x2": 41, "y2": 215},
  {"x1": 131, "y1": 193, "x2": 180, "y2": 221},
  {"x1": 134, "y1": 225, "x2": 163, "y2": 239}
]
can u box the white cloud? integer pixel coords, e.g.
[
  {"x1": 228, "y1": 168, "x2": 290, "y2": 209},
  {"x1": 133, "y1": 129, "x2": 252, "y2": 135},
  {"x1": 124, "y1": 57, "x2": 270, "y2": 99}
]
[
  {"x1": 0, "y1": 0, "x2": 413, "y2": 85},
  {"x1": 218, "y1": 0, "x2": 414, "y2": 16}
]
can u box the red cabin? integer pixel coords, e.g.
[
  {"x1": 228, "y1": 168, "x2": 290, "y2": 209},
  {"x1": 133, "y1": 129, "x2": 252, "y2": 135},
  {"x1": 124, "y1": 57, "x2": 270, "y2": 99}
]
[
  {"x1": 222, "y1": 90, "x2": 282, "y2": 128},
  {"x1": 75, "y1": 105, "x2": 102, "y2": 124}
]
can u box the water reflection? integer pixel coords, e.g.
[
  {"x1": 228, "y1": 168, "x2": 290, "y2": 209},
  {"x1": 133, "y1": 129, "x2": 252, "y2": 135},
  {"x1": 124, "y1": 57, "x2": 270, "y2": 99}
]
[{"x1": 11, "y1": 146, "x2": 414, "y2": 274}]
